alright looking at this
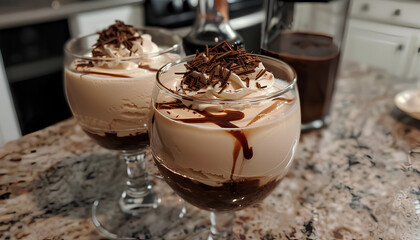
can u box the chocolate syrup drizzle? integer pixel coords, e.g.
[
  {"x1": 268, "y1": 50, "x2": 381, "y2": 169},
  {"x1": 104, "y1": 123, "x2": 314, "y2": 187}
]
[
  {"x1": 156, "y1": 96, "x2": 294, "y2": 180},
  {"x1": 78, "y1": 70, "x2": 131, "y2": 78},
  {"x1": 179, "y1": 110, "x2": 253, "y2": 160},
  {"x1": 138, "y1": 64, "x2": 159, "y2": 72},
  {"x1": 156, "y1": 101, "x2": 253, "y2": 180}
]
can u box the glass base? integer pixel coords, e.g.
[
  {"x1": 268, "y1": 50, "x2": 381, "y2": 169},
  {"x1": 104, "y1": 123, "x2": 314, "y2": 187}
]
[
  {"x1": 301, "y1": 115, "x2": 331, "y2": 132},
  {"x1": 118, "y1": 188, "x2": 160, "y2": 215},
  {"x1": 186, "y1": 229, "x2": 232, "y2": 240},
  {"x1": 92, "y1": 176, "x2": 186, "y2": 239}
]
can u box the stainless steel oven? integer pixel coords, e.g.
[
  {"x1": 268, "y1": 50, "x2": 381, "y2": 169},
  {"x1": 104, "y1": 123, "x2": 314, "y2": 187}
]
[{"x1": 0, "y1": 19, "x2": 72, "y2": 136}]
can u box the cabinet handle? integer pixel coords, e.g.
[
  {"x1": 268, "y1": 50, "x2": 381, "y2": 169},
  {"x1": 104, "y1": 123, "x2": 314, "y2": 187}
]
[
  {"x1": 361, "y1": 3, "x2": 369, "y2": 12},
  {"x1": 393, "y1": 9, "x2": 401, "y2": 16},
  {"x1": 397, "y1": 44, "x2": 404, "y2": 51},
  {"x1": 418, "y1": 47, "x2": 420, "y2": 53}
]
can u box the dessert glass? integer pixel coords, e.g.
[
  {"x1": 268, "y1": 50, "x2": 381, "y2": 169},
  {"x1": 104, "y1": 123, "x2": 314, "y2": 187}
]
[
  {"x1": 150, "y1": 54, "x2": 300, "y2": 239},
  {"x1": 64, "y1": 27, "x2": 185, "y2": 239}
]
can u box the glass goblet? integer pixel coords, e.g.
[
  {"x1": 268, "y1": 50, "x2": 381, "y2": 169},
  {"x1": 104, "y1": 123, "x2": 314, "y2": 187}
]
[
  {"x1": 64, "y1": 27, "x2": 186, "y2": 239},
  {"x1": 150, "y1": 54, "x2": 300, "y2": 239}
]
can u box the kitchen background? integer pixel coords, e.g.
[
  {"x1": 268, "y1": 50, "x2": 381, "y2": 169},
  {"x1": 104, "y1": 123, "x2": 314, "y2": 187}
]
[{"x1": 0, "y1": 0, "x2": 419, "y2": 145}]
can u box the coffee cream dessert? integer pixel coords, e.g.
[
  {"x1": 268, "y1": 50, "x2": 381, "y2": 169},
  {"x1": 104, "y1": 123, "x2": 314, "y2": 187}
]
[
  {"x1": 151, "y1": 42, "x2": 300, "y2": 211},
  {"x1": 65, "y1": 21, "x2": 179, "y2": 150}
]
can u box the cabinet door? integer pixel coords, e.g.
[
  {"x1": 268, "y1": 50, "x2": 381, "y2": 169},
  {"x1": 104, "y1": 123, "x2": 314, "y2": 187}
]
[
  {"x1": 343, "y1": 19, "x2": 415, "y2": 78},
  {"x1": 408, "y1": 36, "x2": 420, "y2": 80}
]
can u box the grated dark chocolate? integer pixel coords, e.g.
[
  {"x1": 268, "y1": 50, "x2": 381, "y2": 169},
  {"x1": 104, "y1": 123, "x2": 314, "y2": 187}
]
[
  {"x1": 92, "y1": 20, "x2": 141, "y2": 56},
  {"x1": 75, "y1": 61, "x2": 94, "y2": 69},
  {"x1": 180, "y1": 41, "x2": 261, "y2": 92},
  {"x1": 255, "y1": 69, "x2": 267, "y2": 80},
  {"x1": 75, "y1": 20, "x2": 142, "y2": 69}
]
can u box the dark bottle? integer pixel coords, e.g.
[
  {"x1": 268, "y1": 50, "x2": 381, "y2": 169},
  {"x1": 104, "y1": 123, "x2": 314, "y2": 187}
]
[{"x1": 183, "y1": 0, "x2": 244, "y2": 55}]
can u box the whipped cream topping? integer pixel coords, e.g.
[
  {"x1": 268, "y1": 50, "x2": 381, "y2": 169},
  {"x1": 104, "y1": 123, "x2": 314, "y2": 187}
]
[
  {"x1": 179, "y1": 62, "x2": 275, "y2": 100},
  {"x1": 172, "y1": 42, "x2": 281, "y2": 110},
  {"x1": 75, "y1": 20, "x2": 174, "y2": 71},
  {"x1": 92, "y1": 34, "x2": 161, "y2": 70},
  {"x1": 95, "y1": 34, "x2": 160, "y2": 59}
]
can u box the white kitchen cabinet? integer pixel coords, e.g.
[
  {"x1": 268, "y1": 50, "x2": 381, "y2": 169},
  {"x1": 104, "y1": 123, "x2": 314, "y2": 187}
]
[
  {"x1": 343, "y1": 19, "x2": 417, "y2": 78},
  {"x1": 408, "y1": 35, "x2": 420, "y2": 80},
  {"x1": 343, "y1": 0, "x2": 420, "y2": 79}
]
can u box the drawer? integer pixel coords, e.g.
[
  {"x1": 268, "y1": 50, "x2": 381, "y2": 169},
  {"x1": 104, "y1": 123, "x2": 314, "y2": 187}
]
[
  {"x1": 351, "y1": 0, "x2": 420, "y2": 29},
  {"x1": 343, "y1": 19, "x2": 417, "y2": 78}
]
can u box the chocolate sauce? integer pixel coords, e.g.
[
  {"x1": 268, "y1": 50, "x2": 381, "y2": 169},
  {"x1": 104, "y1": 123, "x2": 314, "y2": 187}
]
[
  {"x1": 156, "y1": 102, "x2": 253, "y2": 179},
  {"x1": 261, "y1": 32, "x2": 340, "y2": 124},
  {"x1": 178, "y1": 110, "x2": 253, "y2": 159},
  {"x1": 247, "y1": 97, "x2": 294, "y2": 127},
  {"x1": 83, "y1": 129, "x2": 149, "y2": 150},
  {"x1": 138, "y1": 64, "x2": 159, "y2": 72},
  {"x1": 154, "y1": 157, "x2": 281, "y2": 211},
  {"x1": 79, "y1": 71, "x2": 131, "y2": 78}
]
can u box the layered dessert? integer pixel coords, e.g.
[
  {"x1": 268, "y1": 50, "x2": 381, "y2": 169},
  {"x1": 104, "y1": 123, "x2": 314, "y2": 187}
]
[
  {"x1": 151, "y1": 42, "x2": 300, "y2": 211},
  {"x1": 65, "y1": 21, "x2": 180, "y2": 150},
  {"x1": 261, "y1": 32, "x2": 340, "y2": 125}
]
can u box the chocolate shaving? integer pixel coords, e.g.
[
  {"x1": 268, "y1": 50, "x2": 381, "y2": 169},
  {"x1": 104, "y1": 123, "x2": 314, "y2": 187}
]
[
  {"x1": 256, "y1": 82, "x2": 267, "y2": 89},
  {"x1": 92, "y1": 20, "x2": 141, "y2": 56},
  {"x1": 237, "y1": 69, "x2": 255, "y2": 75},
  {"x1": 255, "y1": 69, "x2": 267, "y2": 80},
  {"x1": 76, "y1": 61, "x2": 94, "y2": 69},
  {"x1": 245, "y1": 77, "x2": 250, "y2": 88},
  {"x1": 180, "y1": 41, "x2": 261, "y2": 92},
  {"x1": 218, "y1": 82, "x2": 229, "y2": 94}
]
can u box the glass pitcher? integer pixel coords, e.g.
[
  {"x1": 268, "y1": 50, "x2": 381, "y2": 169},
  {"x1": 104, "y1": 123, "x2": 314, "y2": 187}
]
[{"x1": 262, "y1": 0, "x2": 350, "y2": 130}]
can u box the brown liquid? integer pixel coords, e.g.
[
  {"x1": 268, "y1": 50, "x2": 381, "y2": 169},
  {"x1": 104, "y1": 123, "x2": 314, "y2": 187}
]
[
  {"x1": 261, "y1": 32, "x2": 340, "y2": 124},
  {"x1": 154, "y1": 157, "x2": 281, "y2": 211},
  {"x1": 83, "y1": 128, "x2": 148, "y2": 150}
]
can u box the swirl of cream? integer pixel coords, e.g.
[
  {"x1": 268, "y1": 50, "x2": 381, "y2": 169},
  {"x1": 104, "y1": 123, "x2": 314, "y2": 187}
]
[
  {"x1": 93, "y1": 34, "x2": 163, "y2": 70},
  {"x1": 179, "y1": 62, "x2": 277, "y2": 111}
]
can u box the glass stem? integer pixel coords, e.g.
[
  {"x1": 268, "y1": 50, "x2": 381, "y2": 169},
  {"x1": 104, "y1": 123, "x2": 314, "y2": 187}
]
[
  {"x1": 209, "y1": 211, "x2": 234, "y2": 240},
  {"x1": 121, "y1": 149, "x2": 151, "y2": 198}
]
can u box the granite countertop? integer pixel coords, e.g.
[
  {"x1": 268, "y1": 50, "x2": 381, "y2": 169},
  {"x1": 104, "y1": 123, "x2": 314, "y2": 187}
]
[{"x1": 1, "y1": 63, "x2": 420, "y2": 240}]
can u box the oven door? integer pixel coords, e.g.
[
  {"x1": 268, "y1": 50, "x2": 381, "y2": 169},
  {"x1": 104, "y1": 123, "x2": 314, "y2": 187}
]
[{"x1": 0, "y1": 19, "x2": 72, "y2": 137}]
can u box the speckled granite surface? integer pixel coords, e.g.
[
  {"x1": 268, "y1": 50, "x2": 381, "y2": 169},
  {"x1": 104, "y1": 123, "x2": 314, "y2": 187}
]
[{"x1": 1, "y1": 63, "x2": 420, "y2": 240}]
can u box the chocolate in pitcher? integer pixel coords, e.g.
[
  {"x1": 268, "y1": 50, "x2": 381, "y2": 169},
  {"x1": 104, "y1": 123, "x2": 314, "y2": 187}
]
[
  {"x1": 262, "y1": 32, "x2": 340, "y2": 124},
  {"x1": 262, "y1": 0, "x2": 350, "y2": 130}
]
